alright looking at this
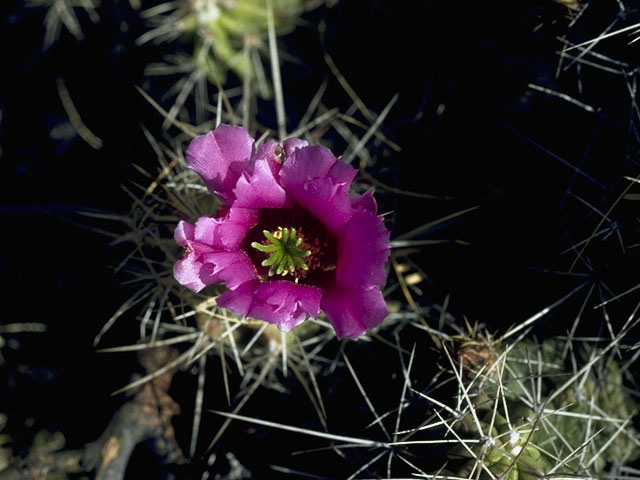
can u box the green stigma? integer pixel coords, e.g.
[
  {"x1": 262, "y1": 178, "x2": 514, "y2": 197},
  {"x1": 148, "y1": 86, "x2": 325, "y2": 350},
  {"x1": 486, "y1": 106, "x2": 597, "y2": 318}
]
[{"x1": 251, "y1": 227, "x2": 312, "y2": 277}]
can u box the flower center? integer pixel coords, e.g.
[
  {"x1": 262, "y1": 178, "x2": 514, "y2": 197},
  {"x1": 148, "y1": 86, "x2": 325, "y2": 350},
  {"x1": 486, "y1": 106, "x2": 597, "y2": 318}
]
[
  {"x1": 243, "y1": 206, "x2": 338, "y2": 287},
  {"x1": 251, "y1": 227, "x2": 312, "y2": 277}
]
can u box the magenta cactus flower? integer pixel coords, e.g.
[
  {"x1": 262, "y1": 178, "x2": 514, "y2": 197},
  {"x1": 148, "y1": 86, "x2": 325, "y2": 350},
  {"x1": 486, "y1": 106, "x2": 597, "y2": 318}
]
[{"x1": 173, "y1": 124, "x2": 390, "y2": 339}]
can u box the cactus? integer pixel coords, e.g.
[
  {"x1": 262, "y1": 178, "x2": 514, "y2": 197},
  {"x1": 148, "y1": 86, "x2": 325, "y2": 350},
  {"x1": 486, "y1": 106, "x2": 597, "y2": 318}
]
[
  {"x1": 141, "y1": 0, "x2": 306, "y2": 99},
  {"x1": 508, "y1": 339, "x2": 640, "y2": 472},
  {"x1": 439, "y1": 333, "x2": 640, "y2": 480}
]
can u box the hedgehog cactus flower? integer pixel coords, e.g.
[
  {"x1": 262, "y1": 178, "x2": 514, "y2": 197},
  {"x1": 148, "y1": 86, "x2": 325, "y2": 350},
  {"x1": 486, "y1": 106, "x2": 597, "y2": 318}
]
[{"x1": 173, "y1": 124, "x2": 390, "y2": 339}]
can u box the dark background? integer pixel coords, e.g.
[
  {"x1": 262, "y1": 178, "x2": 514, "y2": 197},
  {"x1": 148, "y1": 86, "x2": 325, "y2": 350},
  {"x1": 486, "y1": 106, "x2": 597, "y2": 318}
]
[{"x1": 1, "y1": 0, "x2": 640, "y2": 477}]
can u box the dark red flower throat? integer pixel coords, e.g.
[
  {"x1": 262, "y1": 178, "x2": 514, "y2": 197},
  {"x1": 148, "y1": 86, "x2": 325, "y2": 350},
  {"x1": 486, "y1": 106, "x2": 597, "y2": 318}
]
[{"x1": 243, "y1": 204, "x2": 338, "y2": 287}]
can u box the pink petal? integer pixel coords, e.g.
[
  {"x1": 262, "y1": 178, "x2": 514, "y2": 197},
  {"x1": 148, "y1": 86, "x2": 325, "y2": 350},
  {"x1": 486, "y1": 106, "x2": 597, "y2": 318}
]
[
  {"x1": 174, "y1": 220, "x2": 195, "y2": 246},
  {"x1": 253, "y1": 281, "x2": 321, "y2": 318},
  {"x1": 282, "y1": 145, "x2": 355, "y2": 183},
  {"x1": 193, "y1": 217, "x2": 219, "y2": 244},
  {"x1": 282, "y1": 138, "x2": 308, "y2": 159},
  {"x1": 233, "y1": 142, "x2": 290, "y2": 209},
  {"x1": 216, "y1": 207, "x2": 259, "y2": 247},
  {"x1": 320, "y1": 286, "x2": 388, "y2": 339},
  {"x1": 254, "y1": 140, "x2": 284, "y2": 174},
  {"x1": 200, "y1": 251, "x2": 258, "y2": 289},
  {"x1": 329, "y1": 157, "x2": 357, "y2": 184},
  {"x1": 194, "y1": 208, "x2": 258, "y2": 249},
  {"x1": 186, "y1": 124, "x2": 255, "y2": 203},
  {"x1": 217, "y1": 280, "x2": 322, "y2": 333},
  {"x1": 173, "y1": 238, "x2": 217, "y2": 292},
  {"x1": 279, "y1": 146, "x2": 357, "y2": 233},
  {"x1": 350, "y1": 190, "x2": 378, "y2": 214},
  {"x1": 173, "y1": 209, "x2": 258, "y2": 293},
  {"x1": 173, "y1": 251, "x2": 208, "y2": 292},
  {"x1": 336, "y1": 210, "x2": 390, "y2": 288},
  {"x1": 214, "y1": 281, "x2": 257, "y2": 317}
]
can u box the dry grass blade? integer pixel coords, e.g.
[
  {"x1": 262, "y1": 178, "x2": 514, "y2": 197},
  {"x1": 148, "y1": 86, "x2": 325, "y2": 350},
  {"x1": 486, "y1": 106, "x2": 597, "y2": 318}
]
[
  {"x1": 207, "y1": 350, "x2": 279, "y2": 450},
  {"x1": 528, "y1": 83, "x2": 596, "y2": 113},
  {"x1": 505, "y1": 124, "x2": 605, "y2": 190},
  {"x1": 359, "y1": 171, "x2": 457, "y2": 200},
  {"x1": 0, "y1": 323, "x2": 47, "y2": 334},
  {"x1": 442, "y1": 346, "x2": 484, "y2": 436},
  {"x1": 392, "y1": 342, "x2": 415, "y2": 443},
  {"x1": 189, "y1": 354, "x2": 207, "y2": 458},
  {"x1": 347, "y1": 450, "x2": 388, "y2": 480},
  {"x1": 281, "y1": 330, "x2": 288, "y2": 377},
  {"x1": 342, "y1": 92, "x2": 398, "y2": 165},
  {"x1": 289, "y1": 107, "x2": 339, "y2": 139},
  {"x1": 432, "y1": 409, "x2": 497, "y2": 480},
  {"x1": 548, "y1": 428, "x2": 606, "y2": 474},
  {"x1": 390, "y1": 252, "x2": 441, "y2": 348},
  {"x1": 111, "y1": 344, "x2": 197, "y2": 396},
  {"x1": 562, "y1": 22, "x2": 640, "y2": 52},
  {"x1": 293, "y1": 332, "x2": 328, "y2": 424},
  {"x1": 242, "y1": 35, "x2": 252, "y2": 130},
  {"x1": 546, "y1": 313, "x2": 640, "y2": 406},
  {"x1": 218, "y1": 341, "x2": 231, "y2": 406},
  {"x1": 287, "y1": 360, "x2": 328, "y2": 432},
  {"x1": 325, "y1": 54, "x2": 375, "y2": 123},
  {"x1": 209, "y1": 411, "x2": 387, "y2": 448},
  {"x1": 295, "y1": 80, "x2": 327, "y2": 132},
  {"x1": 568, "y1": 175, "x2": 640, "y2": 272},
  {"x1": 240, "y1": 323, "x2": 269, "y2": 356},
  {"x1": 94, "y1": 284, "x2": 155, "y2": 347},
  {"x1": 56, "y1": 77, "x2": 103, "y2": 149},
  {"x1": 266, "y1": 0, "x2": 286, "y2": 140},
  {"x1": 336, "y1": 112, "x2": 401, "y2": 152},
  {"x1": 223, "y1": 315, "x2": 244, "y2": 376},
  {"x1": 134, "y1": 85, "x2": 199, "y2": 137},
  {"x1": 342, "y1": 349, "x2": 391, "y2": 440},
  {"x1": 501, "y1": 281, "x2": 589, "y2": 341},
  {"x1": 394, "y1": 206, "x2": 480, "y2": 241},
  {"x1": 97, "y1": 331, "x2": 201, "y2": 352},
  {"x1": 269, "y1": 464, "x2": 330, "y2": 479}
]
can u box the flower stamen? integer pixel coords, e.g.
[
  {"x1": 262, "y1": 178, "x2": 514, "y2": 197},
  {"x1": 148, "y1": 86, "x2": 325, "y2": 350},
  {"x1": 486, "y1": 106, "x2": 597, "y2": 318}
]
[{"x1": 251, "y1": 227, "x2": 311, "y2": 277}]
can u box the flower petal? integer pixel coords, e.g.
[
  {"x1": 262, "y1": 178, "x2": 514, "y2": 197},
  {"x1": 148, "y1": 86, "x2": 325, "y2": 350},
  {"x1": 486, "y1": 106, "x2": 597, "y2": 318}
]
[
  {"x1": 254, "y1": 140, "x2": 284, "y2": 174},
  {"x1": 350, "y1": 190, "x2": 378, "y2": 214},
  {"x1": 279, "y1": 145, "x2": 357, "y2": 232},
  {"x1": 320, "y1": 286, "x2": 388, "y2": 339},
  {"x1": 173, "y1": 224, "x2": 217, "y2": 293},
  {"x1": 214, "y1": 281, "x2": 256, "y2": 317},
  {"x1": 173, "y1": 240, "x2": 215, "y2": 292},
  {"x1": 200, "y1": 251, "x2": 258, "y2": 290},
  {"x1": 282, "y1": 138, "x2": 308, "y2": 159},
  {"x1": 336, "y1": 210, "x2": 390, "y2": 288},
  {"x1": 173, "y1": 253, "x2": 208, "y2": 292},
  {"x1": 217, "y1": 280, "x2": 322, "y2": 333},
  {"x1": 194, "y1": 208, "x2": 258, "y2": 250},
  {"x1": 176, "y1": 126, "x2": 391, "y2": 339},
  {"x1": 233, "y1": 141, "x2": 291, "y2": 209},
  {"x1": 174, "y1": 220, "x2": 195, "y2": 246},
  {"x1": 173, "y1": 209, "x2": 258, "y2": 292},
  {"x1": 186, "y1": 124, "x2": 255, "y2": 203}
]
